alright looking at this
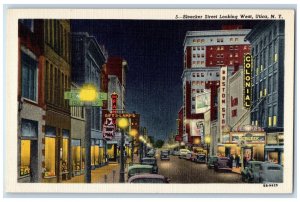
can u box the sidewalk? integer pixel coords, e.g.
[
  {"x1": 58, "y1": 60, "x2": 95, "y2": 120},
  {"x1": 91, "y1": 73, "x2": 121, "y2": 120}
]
[
  {"x1": 65, "y1": 163, "x2": 120, "y2": 183},
  {"x1": 65, "y1": 154, "x2": 141, "y2": 183}
]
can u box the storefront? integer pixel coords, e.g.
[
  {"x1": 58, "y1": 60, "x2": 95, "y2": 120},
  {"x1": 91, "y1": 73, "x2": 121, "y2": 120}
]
[
  {"x1": 44, "y1": 126, "x2": 57, "y2": 181},
  {"x1": 265, "y1": 132, "x2": 284, "y2": 166},
  {"x1": 107, "y1": 141, "x2": 118, "y2": 162},
  {"x1": 99, "y1": 139, "x2": 107, "y2": 166},
  {"x1": 71, "y1": 139, "x2": 82, "y2": 176},
  {"x1": 218, "y1": 130, "x2": 266, "y2": 170},
  {"x1": 61, "y1": 129, "x2": 70, "y2": 180},
  {"x1": 19, "y1": 119, "x2": 39, "y2": 182},
  {"x1": 91, "y1": 139, "x2": 100, "y2": 169}
]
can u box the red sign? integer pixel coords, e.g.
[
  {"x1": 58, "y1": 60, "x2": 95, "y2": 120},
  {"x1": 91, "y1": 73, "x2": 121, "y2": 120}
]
[
  {"x1": 111, "y1": 93, "x2": 118, "y2": 124},
  {"x1": 175, "y1": 135, "x2": 183, "y2": 142}
]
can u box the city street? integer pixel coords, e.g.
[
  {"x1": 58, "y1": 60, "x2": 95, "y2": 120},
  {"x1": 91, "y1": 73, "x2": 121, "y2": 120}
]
[{"x1": 157, "y1": 156, "x2": 243, "y2": 183}]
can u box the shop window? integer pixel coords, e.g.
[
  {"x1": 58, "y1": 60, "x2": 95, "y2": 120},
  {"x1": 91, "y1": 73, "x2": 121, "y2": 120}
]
[
  {"x1": 44, "y1": 137, "x2": 56, "y2": 177},
  {"x1": 99, "y1": 147, "x2": 105, "y2": 164},
  {"x1": 82, "y1": 148, "x2": 85, "y2": 170},
  {"x1": 268, "y1": 152, "x2": 279, "y2": 164},
  {"x1": 95, "y1": 146, "x2": 100, "y2": 165},
  {"x1": 71, "y1": 139, "x2": 81, "y2": 173},
  {"x1": 62, "y1": 138, "x2": 69, "y2": 173},
  {"x1": 91, "y1": 145, "x2": 95, "y2": 166},
  {"x1": 21, "y1": 51, "x2": 38, "y2": 102},
  {"x1": 20, "y1": 140, "x2": 31, "y2": 176}
]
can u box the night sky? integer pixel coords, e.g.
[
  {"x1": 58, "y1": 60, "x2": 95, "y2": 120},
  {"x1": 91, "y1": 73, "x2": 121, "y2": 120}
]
[{"x1": 71, "y1": 20, "x2": 260, "y2": 141}]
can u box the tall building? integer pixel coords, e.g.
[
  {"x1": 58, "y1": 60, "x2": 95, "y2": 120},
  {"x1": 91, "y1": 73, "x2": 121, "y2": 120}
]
[
  {"x1": 182, "y1": 27, "x2": 251, "y2": 147},
  {"x1": 245, "y1": 21, "x2": 285, "y2": 165},
  {"x1": 43, "y1": 20, "x2": 72, "y2": 182},
  {"x1": 105, "y1": 56, "x2": 128, "y2": 162},
  {"x1": 71, "y1": 32, "x2": 107, "y2": 169},
  {"x1": 18, "y1": 19, "x2": 45, "y2": 183}
]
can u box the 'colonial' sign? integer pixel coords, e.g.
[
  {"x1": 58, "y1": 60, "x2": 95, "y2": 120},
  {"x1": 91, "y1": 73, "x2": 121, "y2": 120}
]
[{"x1": 244, "y1": 54, "x2": 252, "y2": 109}]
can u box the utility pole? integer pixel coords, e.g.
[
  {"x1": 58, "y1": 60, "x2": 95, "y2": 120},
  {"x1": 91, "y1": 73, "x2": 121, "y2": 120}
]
[
  {"x1": 119, "y1": 128, "x2": 125, "y2": 182},
  {"x1": 84, "y1": 106, "x2": 92, "y2": 183}
]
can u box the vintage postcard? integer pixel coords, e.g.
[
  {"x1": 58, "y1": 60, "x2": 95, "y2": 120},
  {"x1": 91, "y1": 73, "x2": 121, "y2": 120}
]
[{"x1": 4, "y1": 8, "x2": 295, "y2": 194}]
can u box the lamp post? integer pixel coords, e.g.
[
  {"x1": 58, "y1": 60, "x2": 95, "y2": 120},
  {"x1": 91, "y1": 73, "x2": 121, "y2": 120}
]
[
  {"x1": 129, "y1": 129, "x2": 138, "y2": 164},
  {"x1": 117, "y1": 118, "x2": 129, "y2": 183},
  {"x1": 205, "y1": 135, "x2": 211, "y2": 162}
]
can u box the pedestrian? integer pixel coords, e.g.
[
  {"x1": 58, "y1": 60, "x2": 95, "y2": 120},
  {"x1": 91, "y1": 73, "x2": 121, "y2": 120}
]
[
  {"x1": 243, "y1": 156, "x2": 247, "y2": 168},
  {"x1": 230, "y1": 154, "x2": 234, "y2": 168},
  {"x1": 235, "y1": 155, "x2": 240, "y2": 168}
]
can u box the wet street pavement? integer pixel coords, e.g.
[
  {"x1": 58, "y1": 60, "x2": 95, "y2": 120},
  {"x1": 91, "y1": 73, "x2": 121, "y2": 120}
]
[{"x1": 157, "y1": 155, "x2": 243, "y2": 183}]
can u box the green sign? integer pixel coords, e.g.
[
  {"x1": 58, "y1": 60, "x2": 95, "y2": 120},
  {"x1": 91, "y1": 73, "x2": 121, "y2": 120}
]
[{"x1": 64, "y1": 90, "x2": 107, "y2": 107}]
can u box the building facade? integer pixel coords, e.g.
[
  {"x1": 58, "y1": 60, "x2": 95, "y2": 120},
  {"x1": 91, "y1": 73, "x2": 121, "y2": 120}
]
[
  {"x1": 245, "y1": 21, "x2": 285, "y2": 165},
  {"x1": 43, "y1": 20, "x2": 72, "y2": 182},
  {"x1": 182, "y1": 27, "x2": 251, "y2": 147},
  {"x1": 71, "y1": 32, "x2": 107, "y2": 169},
  {"x1": 18, "y1": 19, "x2": 45, "y2": 183}
]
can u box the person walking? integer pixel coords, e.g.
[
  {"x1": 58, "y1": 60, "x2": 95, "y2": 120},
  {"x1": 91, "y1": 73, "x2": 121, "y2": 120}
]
[
  {"x1": 235, "y1": 155, "x2": 240, "y2": 168},
  {"x1": 229, "y1": 154, "x2": 234, "y2": 168}
]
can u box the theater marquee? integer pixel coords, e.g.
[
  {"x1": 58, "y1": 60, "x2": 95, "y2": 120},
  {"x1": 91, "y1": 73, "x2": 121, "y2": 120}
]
[{"x1": 244, "y1": 54, "x2": 252, "y2": 109}]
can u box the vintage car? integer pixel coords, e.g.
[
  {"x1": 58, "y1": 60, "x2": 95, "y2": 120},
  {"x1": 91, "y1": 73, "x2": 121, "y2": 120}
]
[
  {"x1": 178, "y1": 149, "x2": 191, "y2": 159},
  {"x1": 141, "y1": 157, "x2": 158, "y2": 173},
  {"x1": 241, "y1": 161, "x2": 283, "y2": 183},
  {"x1": 194, "y1": 154, "x2": 207, "y2": 163},
  {"x1": 160, "y1": 150, "x2": 170, "y2": 160},
  {"x1": 214, "y1": 157, "x2": 232, "y2": 172},
  {"x1": 128, "y1": 174, "x2": 170, "y2": 183},
  {"x1": 146, "y1": 149, "x2": 156, "y2": 158},
  {"x1": 127, "y1": 164, "x2": 154, "y2": 179},
  {"x1": 172, "y1": 150, "x2": 180, "y2": 156},
  {"x1": 207, "y1": 156, "x2": 218, "y2": 169}
]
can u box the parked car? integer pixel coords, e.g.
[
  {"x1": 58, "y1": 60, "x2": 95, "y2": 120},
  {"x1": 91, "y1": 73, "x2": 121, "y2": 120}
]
[
  {"x1": 207, "y1": 156, "x2": 218, "y2": 169},
  {"x1": 127, "y1": 164, "x2": 154, "y2": 179},
  {"x1": 160, "y1": 150, "x2": 170, "y2": 160},
  {"x1": 185, "y1": 151, "x2": 192, "y2": 160},
  {"x1": 172, "y1": 150, "x2": 180, "y2": 156},
  {"x1": 214, "y1": 157, "x2": 232, "y2": 172},
  {"x1": 194, "y1": 154, "x2": 206, "y2": 163},
  {"x1": 190, "y1": 152, "x2": 198, "y2": 162},
  {"x1": 241, "y1": 161, "x2": 283, "y2": 183},
  {"x1": 141, "y1": 157, "x2": 158, "y2": 173},
  {"x1": 179, "y1": 149, "x2": 191, "y2": 159},
  {"x1": 146, "y1": 149, "x2": 156, "y2": 157},
  {"x1": 128, "y1": 174, "x2": 170, "y2": 183}
]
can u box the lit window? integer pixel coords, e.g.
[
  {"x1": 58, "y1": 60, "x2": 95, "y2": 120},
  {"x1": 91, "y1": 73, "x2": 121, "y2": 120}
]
[
  {"x1": 273, "y1": 116, "x2": 277, "y2": 126},
  {"x1": 268, "y1": 117, "x2": 272, "y2": 127},
  {"x1": 235, "y1": 53, "x2": 238, "y2": 57},
  {"x1": 230, "y1": 61, "x2": 233, "y2": 65},
  {"x1": 201, "y1": 61, "x2": 205, "y2": 65},
  {"x1": 210, "y1": 54, "x2": 213, "y2": 58},
  {"x1": 230, "y1": 54, "x2": 233, "y2": 58},
  {"x1": 244, "y1": 46, "x2": 247, "y2": 50},
  {"x1": 20, "y1": 140, "x2": 31, "y2": 176},
  {"x1": 210, "y1": 61, "x2": 213, "y2": 65},
  {"x1": 71, "y1": 139, "x2": 81, "y2": 173},
  {"x1": 62, "y1": 137, "x2": 69, "y2": 173},
  {"x1": 44, "y1": 137, "x2": 56, "y2": 177},
  {"x1": 221, "y1": 46, "x2": 224, "y2": 50},
  {"x1": 201, "y1": 39, "x2": 205, "y2": 43},
  {"x1": 274, "y1": 54, "x2": 278, "y2": 62},
  {"x1": 197, "y1": 39, "x2": 201, "y2": 43}
]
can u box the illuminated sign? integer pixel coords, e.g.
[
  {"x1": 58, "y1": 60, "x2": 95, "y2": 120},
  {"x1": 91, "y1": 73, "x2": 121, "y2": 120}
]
[
  {"x1": 219, "y1": 66, "x2": 228, "y2": 130},
  {"x1": 105, "y1": 113, "x2": 137, "y2": 118},
  {"x1": 111, "y1": 93, "x2": 118, "y2": 124},
  {"x1": 64, "y1": 90, "x2": 107, "y2": 106},
  {"x1": 231, "y1": 132, "x2": 266, "y2": 144},
  {"x1": 190, "y1": 120, "x2": 204, "y2": 138},
  {"x1": 103, "y1": 118, "x2": 116, "y2": 140},
  {"x1": 196, "y1": 90, "x2": 211, "y2": 114},
  {"x1": 244, "y1": 54, "x2": 252, "y2": 109}
]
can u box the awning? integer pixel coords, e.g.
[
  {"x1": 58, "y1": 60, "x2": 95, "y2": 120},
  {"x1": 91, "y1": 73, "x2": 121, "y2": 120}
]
[{"x1": 265, "y1": 145, "x2": 284, "y2": 150}]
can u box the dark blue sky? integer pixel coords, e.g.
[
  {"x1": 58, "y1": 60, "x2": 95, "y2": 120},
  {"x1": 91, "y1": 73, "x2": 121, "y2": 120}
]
[{"x1": 71, "y1": 20, "x2": 259, "y2": 141}]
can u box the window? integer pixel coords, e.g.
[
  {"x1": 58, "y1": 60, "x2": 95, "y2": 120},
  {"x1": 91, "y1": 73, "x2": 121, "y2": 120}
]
[
  {"x1": 196, "y1": 89, "x2": 200, "y2": 93},
  {"x1": 193, "y1": 47, "x2": 196, "y2": 50},
  {"x1": 229, "y1": 46, "x2": 233, "y2": 50},
  {"x1": 192, "y1": 105, "x2": 195, "y2": 109},
  {"x1": 235, "y1": 46, "x2": 239, "y2": 50},
  {"x1": 273, "y1": 73, "x2": 277, "y2": 92},
  {"x1": 243, "y1": 46, "x2": 247, "y2": 50},
  {"x1": 210, "y1": 61, "x2": 213, "y2": 65},
  {"x1": 201, "y1": 73, "x2": 204, "y2": 77},
  {"x1": 20, "y1": 140, "x2": 31, "y2": 176},
  {"x1": 44, "y1": 137, "x2": 56, "y2": 177},
  {"x1": 21, "y1": 51, "x2": 38, "y2": 101},
  {"x1": 273, "y1": 26, "x2": 277, "y2": 37},
  {"x1": 216, "y1": 72, "x2": 219, "y2": 77},
  {"x1": 221, "y1": 46, "x2": 224, "y2": 50},
  {"x1": 196, "y1": 73, "x2": 200, "y2": 77},
  {"x1": 235, "y1": 53, "x2": 238, "y2": 58},
  {"x1": 201, "y1": 54, "x2": 205, "y2": 58},
  {"x1": 193, "y1": 54, "x2": 196, "y2": 58},
  {"x1": 192, "y1": 97, "x2": 196, "y2": 101},
  {"x1": 230, "y1": 61, "x2": 233, "y2": 65},
  {"x1": 230, "y1": 54, "x2": 233, "y2": 58},
  {"x1": 235, "y1": 38, "x2": 239, "y2": 42},
  {"x1": 71, "y1": 139, "x2": 81, "y2": 173},
  {"x1": 201, "y1": 47, "x2": 205, "y2": 50},
  {"x1": 62, "y1": 138, "x2": 69, "y2": 173},
  {"x1": 201, "y1": 61, "x2": 205, "y2": 65},
  {"x1": 20, "y1": 19, "x2": 34, "y2": 32},
  {"x1": 230, "y1": 38, "x2": 233, "y2": 42},
  {"x1": 201, "y1": 39, "x2": 205, "y2": 43},
  {"x1": 192, "y1": 73, "x2": 195, "y2": 77},
  {"x1": 197, "y1": 47, "x2": 200, "y2": 51},
  {"x1": 232, "y1": 109, "x2": 237, "y2": 117},
  {"x1": 197, "y1": 54, "x2": 200, "y2": 58}
]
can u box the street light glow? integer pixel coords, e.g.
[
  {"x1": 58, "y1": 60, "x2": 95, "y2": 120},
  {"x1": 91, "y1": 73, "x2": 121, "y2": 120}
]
[
  {"x1": 205, "y1": 135, "x2": 211, "y2": 144},
  {"x1": 129, "y1": 129, "x2": 138, "y2": 137},
  {"x1": 79, "y1": 84, "x2": 98, "y2": 102},
  {"x1": 117, "y1": 118, "x2": 129, "y2": 129}
]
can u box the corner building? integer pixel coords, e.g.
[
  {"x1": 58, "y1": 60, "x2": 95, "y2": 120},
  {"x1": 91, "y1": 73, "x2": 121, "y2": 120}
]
[
  {"x1": 182, "y1": 27, "x2": 251, "y2": 148},
  {"x1": 245, "y1": 21, "x2": 285, "y2": 165}
]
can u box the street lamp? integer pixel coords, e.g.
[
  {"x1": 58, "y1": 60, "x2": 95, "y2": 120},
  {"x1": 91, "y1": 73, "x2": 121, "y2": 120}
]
[
  {"x1": 205, "y1": 135, "x2": 211, "y2": 162},
  {"x1": 117, "y1": 118, "x2": 129, "y2": 183}
]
